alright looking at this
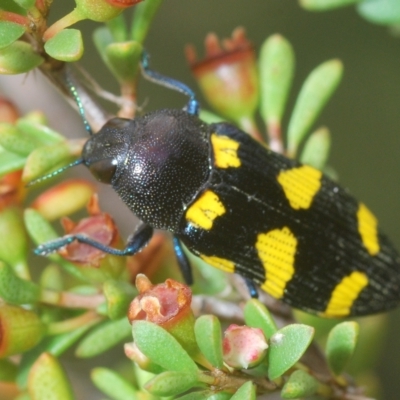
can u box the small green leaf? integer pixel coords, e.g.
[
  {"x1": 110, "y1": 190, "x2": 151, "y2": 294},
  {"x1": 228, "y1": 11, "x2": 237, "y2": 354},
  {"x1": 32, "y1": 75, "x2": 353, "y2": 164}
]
[
  {"x1": 0, "y1": 149, "x2": 25, "y2": 176},
  {"x1": 104, "y1": 40, "x2": 142, "y2": 83},
  {"x1": 106, "y1": 14, "x2": 128, "y2": 42},
  {"x1": 194, "y1": 315, "x2": 224, "y2": 368},
  {"x1": 145, "y1": 370, "x2": 201, "y2": 397},
  {"x1": 0, "y1": 207, "x2": 28, "y2": 273},
  {"x1": 24, "y1": 208, "x2": 89, "y2": 282},
  {"x1": 199, "y1": 109, "x2": 225, "y2": 124},
  {"x1": 132, "y1": 320, "x2": 199, "y2": 374},
  {"x1": 326, "y1": 321, "x2": 359, "y2": 375},
  {"x1": 28, "y1": 353, "x2": 75, "y2": 400},
  {"x1": 357, "y1": 0, "x2": 400, "y2": 25},
  {"x1": 93, "y1": 26, "x2": 114, "y2": 58},
  {"x1": 103, "y1": 280, "x2": 136, "y2": 320},
  {"x1": 0, "y1": 123, "x2": 41, "y2": 156},
  {"x1": 259, "y1": 34, "x2": 295, "y2": 130},
  {"x1": 44, "y1": 29, "x2": 84, "y2": 62},
  {"x1": 22, "y1": 142, "x2": 71, "y2": 183},
  {"x1": 281, "y1": 370, "x2": 319, "y2": 399},
  {"x1": 300, "y1": 0, "x2": 360, "y2": 11},
  {"x1": 17, "y1": 325, "x2": 93, "y2": 389},
  {"x1": 177, "y1": 392, "x2": 211, "y2": 400},
  {"x1": 243, "y1": 299, "x2": 278, "y2": 339},
  {"x1": 0, "y1": 359, "x2": 18, "y2": 381},
  {"x1": 131, "y1": 0, "x2": 164, "y2": 43},
  {"x1": 231, "y1": 381, "x2": 256, "y2": 400},
  {"x1": 75, "y1": 318, "x2": 131, "y2": 358},
  {"x1": 0, "y1": 261, "x2": 40, "y2": 304},
  {"x1": 299, "y1": 126, "x2": 331, "y2": 170},
  {"x1": 13, "y1": 0, "x2": 36, "y2": 9},
  {"x1": 17, "y1": 118, "x2": 64, "y2": 145},
  {"x1": 91, "y1": 367, "x2": 138, "y2": 400},
  {"x1": 0, "y1": 21, "x2": 25, "y2": 49},
  {"x1": 0, "y1": 40, "x2": 43, "y2": 74},
  {"x1": 287, "y1": 59, "x2": 343, "y2": 157},
  {"x1": 267, "y1": 324, "x2": 314, "y2": 380}
]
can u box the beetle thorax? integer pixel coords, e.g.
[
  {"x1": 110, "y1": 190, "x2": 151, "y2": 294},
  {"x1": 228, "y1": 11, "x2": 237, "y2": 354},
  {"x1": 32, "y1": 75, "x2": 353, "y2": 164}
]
[{"x1": 113, "y1": 109, "x2": 211, "y2": 231}]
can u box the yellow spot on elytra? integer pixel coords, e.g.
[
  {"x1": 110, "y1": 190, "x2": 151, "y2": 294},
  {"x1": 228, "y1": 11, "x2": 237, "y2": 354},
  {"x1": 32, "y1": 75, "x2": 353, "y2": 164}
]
[
  {"x1": 200, "y1": 255, "x2": 235, "y2": 273},
  {"x1": 256, "y1": 227, "x2": 297, "y2": 299},
  {"x1": 211, "y1": 134, "x2": 241, "y2": 168},
  {"x1": 277, "y1": 165, "x2": 322, "y2": 210},
  {"x1": 324, "y1": 271, "x2": 369, "y2": 317},
  {"x1": 185, "y1": 190, "x2": 226, "y2": 230},
  {"x1": 357, "y1": 203, "x2": 380, "y2": 256}
]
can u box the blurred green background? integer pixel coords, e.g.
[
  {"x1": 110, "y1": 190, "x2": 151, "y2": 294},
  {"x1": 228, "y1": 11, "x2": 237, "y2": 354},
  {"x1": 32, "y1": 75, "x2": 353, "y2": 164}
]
[{"x1": 1, "y1": 0, "x2": 400, "y2": 398}]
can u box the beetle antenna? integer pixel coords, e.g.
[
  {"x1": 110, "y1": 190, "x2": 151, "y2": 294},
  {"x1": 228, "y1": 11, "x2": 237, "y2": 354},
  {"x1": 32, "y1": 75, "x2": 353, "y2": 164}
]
[
  {"x1": 26, "y1": 159, "x2": 84, "y2": 187},
  {"x1": 140, "y1": 51, "x2": 200, "y2": 116},
  {"x1": 67, "y1": 79, "x2": 93, "y2": 136}
]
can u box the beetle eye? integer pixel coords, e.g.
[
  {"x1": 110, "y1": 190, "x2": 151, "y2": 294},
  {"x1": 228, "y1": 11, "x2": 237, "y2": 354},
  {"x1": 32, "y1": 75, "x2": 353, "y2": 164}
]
[{"x1": 89, "y1": 159, "x2": 117, "y2": 184}]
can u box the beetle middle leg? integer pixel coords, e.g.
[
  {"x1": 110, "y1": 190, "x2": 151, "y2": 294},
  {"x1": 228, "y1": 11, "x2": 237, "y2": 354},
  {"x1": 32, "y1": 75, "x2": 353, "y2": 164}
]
[{"x1": 35, "y1": 223, "x2": 154, "y2": 257}]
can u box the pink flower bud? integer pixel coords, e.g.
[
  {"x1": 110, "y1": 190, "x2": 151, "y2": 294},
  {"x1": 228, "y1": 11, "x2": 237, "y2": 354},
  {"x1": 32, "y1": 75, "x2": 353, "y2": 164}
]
[
  {"x1": 222, "y1": 324, "x2": 268, "y2": 369},
  {"x1": 186, "y1": 28, "x2": 259, "y2": 127},
  {"x1": 57, "y1": 194, "x2": 121, "y2": 268}
]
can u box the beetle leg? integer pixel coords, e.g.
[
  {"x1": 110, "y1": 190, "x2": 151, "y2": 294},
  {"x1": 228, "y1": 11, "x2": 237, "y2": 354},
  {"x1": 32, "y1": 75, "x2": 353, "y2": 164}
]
[
  {"x1": 173, "y1": 236, "x2": 193, "y2": 285},
  {"x1": 140, "y1": 51, "x2": 200, "y2": 116},
  {"x1": 244, "y1": 278, "x2": 259, "y2": 298},
  {"x1": 35, "y1": 223, "x2": 154, "y2": 257}
]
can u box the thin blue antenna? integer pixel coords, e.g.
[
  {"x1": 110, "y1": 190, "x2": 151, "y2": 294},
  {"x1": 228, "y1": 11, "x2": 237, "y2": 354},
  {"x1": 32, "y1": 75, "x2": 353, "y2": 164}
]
[
  {"x1": 66, "y1": 74, "x2": 93, "y2": 136},
  {"x1": 26, "y1": 159, "x2": 84, "y2": 187},
  {"x1": 140, "y1": 51, "x2": 200, "y2": 116}
]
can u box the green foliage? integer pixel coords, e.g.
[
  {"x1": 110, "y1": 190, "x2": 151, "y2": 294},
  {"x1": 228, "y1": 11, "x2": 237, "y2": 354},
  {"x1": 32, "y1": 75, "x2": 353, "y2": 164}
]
[{"x1": 0, "y1": 1, "x2": 394, "y2": 398}]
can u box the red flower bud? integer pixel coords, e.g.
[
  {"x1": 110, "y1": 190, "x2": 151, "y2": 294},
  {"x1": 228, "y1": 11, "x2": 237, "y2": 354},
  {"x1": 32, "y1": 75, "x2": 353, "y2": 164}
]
[
  {"x1": 186, "y1": 28, "x2": 259, "y2": 131},
  {"x1": 222, "y1": 324, "x2": 268, "y2": 369},
  {"x1": 128, "y1": 275, "x2": 200, "y2": 358},
  {"x1": 57, "y1": 194, "x2": 121, "y2": 268}
]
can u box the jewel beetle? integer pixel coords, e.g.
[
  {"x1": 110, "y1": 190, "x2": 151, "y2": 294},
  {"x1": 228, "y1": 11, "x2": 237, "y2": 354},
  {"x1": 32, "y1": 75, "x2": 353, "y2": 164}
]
[{"x1": 35, "y1": 53, "x2": 400, "y2": 318}]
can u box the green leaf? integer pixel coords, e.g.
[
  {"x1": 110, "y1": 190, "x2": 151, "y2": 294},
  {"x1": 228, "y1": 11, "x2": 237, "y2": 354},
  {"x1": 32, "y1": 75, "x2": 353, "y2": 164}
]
[
  {"x1": 299, "y1": 126, "x2": 331, "y2": 170},
  {"x1": 28, "y1": 353, "x2": 75, "y2": 400},
  {"x1": 326, "y1": 321, "x2": 359, "y2": 375},
  {"x1": 22, "y1": 142, "x2": 71, "y2": 183},
  {"x1": 0, "y1": 122, "x2": 41, "y2": 156},
  {"x1": 75, "y1": 318, "x2": 131, "y2": 358},
  {"x1": 0, "y1": 40, "x2": 43, "y2": 74},
  {"x1": 0, "y1": 359, "x2": 18, "y2": 381},
  {"x1": 194, "y1": 315, "x2": 224, "y2": 368},
  {"x1": 0, "y1": 207, "x2": 28, "y2": 272},
  {"x1": 106, "y1": 14, "x2": 128, "y2": 42},
  {"x1": 300, "y1": 0, "x2": 360, "y2": 11},
  {"x1": 281, "y1": 370, "x2": 319, "y2": 399},
  {"x1": 243, "y1": 299, "x2": 278, "y2": 339},
  {"x1": 16, "y1": 118, "x2": 64, "y2": 145},
  {"x1": 0, "y1": 21, "x2": 25, "y2": 49},
  {"x1": 104, "y1": 40, "x2": 142, "y2": 83},
  {"x1": 13, "y1": 0, "x2": 36, "y2": 9},
  {"x1": 93, "y1": 26, "x2": 114, "y2": 58},
  {"x1": 231, "y1": 381, "x2": 256, "y2": 400},
  {"x1": 267, "y1": 324, "x2": 314, "y2": 380},
  {"x1": 24, "y1": 208, "x2": 89, "y2": 282},
  {"x1": 44, "y1": 29, "x2": 84, "y2": 62},
  {"x1": 357, "y1": 0, "x2": 400, "y2": 25},
  {"x1": 17, "y1": 325, "x2": 93, "y2": 389},
  {"x1": 259, "y1": 34, "x2": 295, "y2": 130},
  {"x1": 145, "y1": 370, "x2": 201, "y2": 397},
  {"x1": 132, "y1": 320, "x2": 199, "y2": 374},
  {"x1": 103, "y1": 280, "x2": 137, "y2": 320},
  {"x1": 287, "y1": 59, "x2": 343, "y2": 157},
  {"x1": 199, "y1": 109, "x2": 225, "y2": 124},
  {"x1": 131, "y1": 0, "x2": 164, "y2": 43},
  {"x1": 0, "y1": 149, "x2": 25, "y2": 176},
  {"x1": 91, "y1": 368, "x2": 138, "y2": 400},
  {"x1": 0, "y1": 261, "x2": 40, "y2": 304}
]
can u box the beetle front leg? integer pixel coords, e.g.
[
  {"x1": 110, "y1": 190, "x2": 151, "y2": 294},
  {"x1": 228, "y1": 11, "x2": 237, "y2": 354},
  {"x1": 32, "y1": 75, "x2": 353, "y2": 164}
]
[
  {"x1": 35, "y1": 223, "x2": 154, "y2": 257},
  {"x1": 173, "y1": 236, "x2": 193, "y2": 285}
]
